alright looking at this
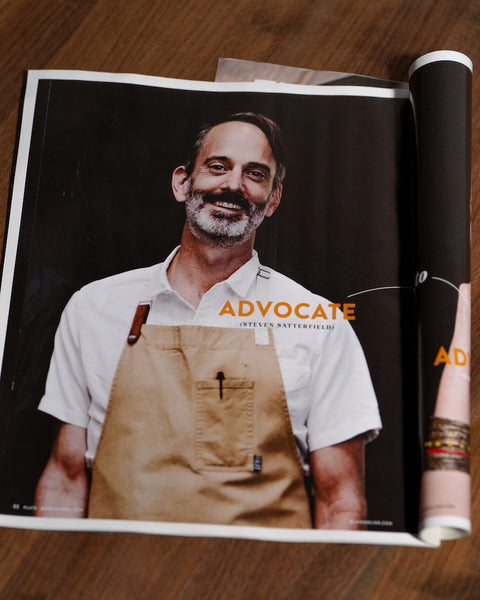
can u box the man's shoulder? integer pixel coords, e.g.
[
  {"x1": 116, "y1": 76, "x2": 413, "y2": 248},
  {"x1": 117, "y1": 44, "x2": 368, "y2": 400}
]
[
  {"x1": 83, "y1": 263, "x2": 159, "y2": 291},
  {"x1": 75, "y1": 263, "x2": 162, "y2": 310},
  {"x1": 262, "y1": 266, "x2": 332, "y2": 305}
]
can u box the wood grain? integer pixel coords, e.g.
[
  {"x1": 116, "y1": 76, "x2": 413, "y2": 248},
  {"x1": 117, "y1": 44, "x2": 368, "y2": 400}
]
[{"x1": 0, "y1": 0, "x2": 478, "y2": 598}]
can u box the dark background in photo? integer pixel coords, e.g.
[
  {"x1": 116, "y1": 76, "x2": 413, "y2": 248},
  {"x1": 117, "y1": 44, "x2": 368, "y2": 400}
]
[{"x1": 0, "y1": 77, "x2": 420, "y2": 531}]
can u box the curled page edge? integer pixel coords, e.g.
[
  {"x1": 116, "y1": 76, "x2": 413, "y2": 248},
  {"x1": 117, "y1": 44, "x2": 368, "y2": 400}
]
[
  {"x1": 215, "y1": 57, "x2": 408, "y2": 88},
  {"x1": 409, "y1": 53, "x2": 472, "y2": 545},
  {"x1": 419, "y1": 516, "x2": 471, "y2": 546},
  {"x1": 409, "y1": 50, "x2": 473, "y2": 78},
  {"x1": 419, "y1": 469, "x2": 471, "y2": 544}
]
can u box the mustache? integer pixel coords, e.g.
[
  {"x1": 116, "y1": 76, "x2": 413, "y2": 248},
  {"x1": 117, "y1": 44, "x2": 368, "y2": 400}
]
[{"x1": 200, "y1": 190, "x2": 251, "y2": 212}]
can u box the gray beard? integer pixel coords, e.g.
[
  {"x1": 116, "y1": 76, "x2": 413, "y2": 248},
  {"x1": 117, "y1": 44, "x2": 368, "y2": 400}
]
[{"x1": 184, "y1": 183, "x2": 270, "y2": 248}]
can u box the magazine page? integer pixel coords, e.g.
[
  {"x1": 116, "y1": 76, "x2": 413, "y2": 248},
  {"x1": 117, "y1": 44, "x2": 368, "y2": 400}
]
[
  {"x1": 408, "y1": 51, "x2": 472, "y2": 545},
  {"x1": 215, "y1": 57, "x2": 408, "y2": 88},
  {"x1": 0, "y1": 69, "x2": 433, "y2": 546}
]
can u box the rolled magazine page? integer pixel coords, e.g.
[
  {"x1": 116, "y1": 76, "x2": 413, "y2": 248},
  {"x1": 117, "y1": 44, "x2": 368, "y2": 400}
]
[{"x1": 409, "y1": 51, "x2": 472, "y2": 544}]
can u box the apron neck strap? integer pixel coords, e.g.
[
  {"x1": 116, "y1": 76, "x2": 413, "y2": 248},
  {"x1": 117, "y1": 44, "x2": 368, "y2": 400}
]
[
  {"x1": 254, "y1": 267, "x2": 272, "y2": 346},
  {"x1": 127, "y1": 266, "x2": 162, "y2": 345}
]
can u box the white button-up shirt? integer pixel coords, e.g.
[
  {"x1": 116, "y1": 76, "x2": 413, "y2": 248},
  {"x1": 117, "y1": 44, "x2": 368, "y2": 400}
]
[{"x1": 39, "y1": 247, "x2": 382, "y2": 472}]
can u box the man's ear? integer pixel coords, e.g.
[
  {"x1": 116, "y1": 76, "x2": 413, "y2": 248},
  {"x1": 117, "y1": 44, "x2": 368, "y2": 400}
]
[
  {"x1": 172, "y1": 166, "x2": 189, "y2": 203},
  {"x1": 265, "y1": 184, "x2": 282, "y2": 217}
]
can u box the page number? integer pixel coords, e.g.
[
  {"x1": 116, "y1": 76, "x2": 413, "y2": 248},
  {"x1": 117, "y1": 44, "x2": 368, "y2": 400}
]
[{"x1": 415, "y1": 271, "x2": 428, "y2": 286}]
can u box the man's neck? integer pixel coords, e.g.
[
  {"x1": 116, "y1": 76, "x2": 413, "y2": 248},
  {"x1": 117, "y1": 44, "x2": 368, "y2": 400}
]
[{"x1": 167, "y1": 226, "x2": 255, "y2": 309}]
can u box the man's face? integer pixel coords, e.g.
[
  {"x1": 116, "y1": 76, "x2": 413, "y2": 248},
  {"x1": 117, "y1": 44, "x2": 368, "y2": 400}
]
[{"x1": 184, "y1": 121, "x2": 280, "y2": 248}]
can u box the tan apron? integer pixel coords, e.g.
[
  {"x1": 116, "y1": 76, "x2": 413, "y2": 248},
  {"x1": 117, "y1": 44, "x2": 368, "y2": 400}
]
[{"x1": 88, "y1": 270, "x2": 312, "y2": 528}]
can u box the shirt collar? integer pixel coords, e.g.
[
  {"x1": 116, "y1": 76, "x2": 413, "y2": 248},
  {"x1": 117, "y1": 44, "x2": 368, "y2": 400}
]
[{"x1": 152, "y1": 246, "x2": 261, "y2": 299}]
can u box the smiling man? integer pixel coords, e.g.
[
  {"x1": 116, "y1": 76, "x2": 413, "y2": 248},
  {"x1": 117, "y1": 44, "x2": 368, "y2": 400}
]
[
  {"x1": 35, "y1": 113, "x2": 382, "y2": 530},
  {"x1": 180, "y1": 119, "x2": 280, "y2": 248}
]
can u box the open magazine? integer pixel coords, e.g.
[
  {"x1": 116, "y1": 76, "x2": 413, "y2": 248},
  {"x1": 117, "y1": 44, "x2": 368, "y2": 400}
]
[{"x1": 0, "y1": 51, "x2": 471, "y2": 547}]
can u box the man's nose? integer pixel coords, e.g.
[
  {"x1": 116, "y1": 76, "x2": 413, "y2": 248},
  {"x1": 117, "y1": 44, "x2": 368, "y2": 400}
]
[{"x1": 221, "y1": 168, "x2": 243, "y2": 191}]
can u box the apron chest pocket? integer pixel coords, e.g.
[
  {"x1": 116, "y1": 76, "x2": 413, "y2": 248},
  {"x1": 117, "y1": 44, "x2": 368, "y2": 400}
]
[{"x1": 195, "y1": 378, "x2": 255, "y2": 471}]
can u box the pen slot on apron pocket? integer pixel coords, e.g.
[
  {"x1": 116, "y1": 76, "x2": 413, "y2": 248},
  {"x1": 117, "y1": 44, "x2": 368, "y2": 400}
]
[{"x1": 195, "y1": 379, "x2": 255, "y2": 471}]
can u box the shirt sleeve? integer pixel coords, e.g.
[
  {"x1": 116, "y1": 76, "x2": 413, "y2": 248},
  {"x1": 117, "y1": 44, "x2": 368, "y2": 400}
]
[
  {"x1": 307, "y1": 319, "x2": 382, "y2": 452},
  {"x1": 38, "y1": 291, "x2": 90, "y2": 428}
]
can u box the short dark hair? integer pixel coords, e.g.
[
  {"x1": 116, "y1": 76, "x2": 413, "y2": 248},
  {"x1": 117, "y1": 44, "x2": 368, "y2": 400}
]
[{"x1": 184, "y1": 112, "x2": 287, "y2": 190}]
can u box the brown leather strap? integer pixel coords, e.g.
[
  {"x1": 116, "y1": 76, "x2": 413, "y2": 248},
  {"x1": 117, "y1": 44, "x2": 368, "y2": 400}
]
[{"x1": 127, "y1": 303, "x2": 151, "y2": 345}]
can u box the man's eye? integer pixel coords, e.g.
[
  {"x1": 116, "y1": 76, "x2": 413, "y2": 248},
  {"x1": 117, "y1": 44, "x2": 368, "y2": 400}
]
[
  {"x1": 248, "y1": 170, "x2": 266, "y2": 180},
  {"x1": 209, "y1": 163, "x2": 226, "y2": 172}
]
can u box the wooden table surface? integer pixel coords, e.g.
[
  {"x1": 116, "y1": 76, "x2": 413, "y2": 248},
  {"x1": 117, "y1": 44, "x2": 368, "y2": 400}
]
[{"x1": 0, "y1": 1, "x2": 478, "y2": 598}]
